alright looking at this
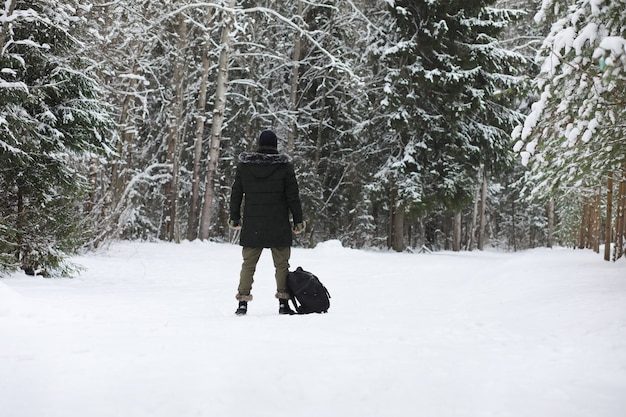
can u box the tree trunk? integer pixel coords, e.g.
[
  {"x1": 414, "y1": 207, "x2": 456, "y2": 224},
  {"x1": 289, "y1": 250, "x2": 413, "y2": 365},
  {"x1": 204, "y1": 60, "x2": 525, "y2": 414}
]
[
  {"x1": 160, "y1": 13, "x2": 187, "y2": 242},
  {"x1": 467, "y1": 165, "x2": 483, "y2": 251},
  {"x1": 187, "y1": 33, "x2": 212, "y2": 241},
  {"x1": 84, "y1": 159, "x2": 98, "y2": 213},
  {"x1": 199, "y1": 0, "x2": 235, "y2": 240},
  {"x1": 477, "y1": 169, "x2": 488, "y2": 251},
  {"x1": 614, "y1": 163, "x2": 626, "y2": 260},
  {"x1": 510, "y1": 193, "x2": 517, "y2": 251},
  {"x1": 579, "y1": 200, "x2": 592, "y2": 249},
  {"x1": 546, "y1": 198, "x2": 554, "y2": 248},
  {"x1": 452, "y1": 211, "x2": 462, "y2": 251},
  {"x1": 287, "y1": 0, "x2": 304, "y2": 156},
  {"x1": 110, "y1": 60, "x2": 142, "y2": 208},
  {"x1": 0, "y1": 0, "x2": 17, "y2": 55},
  {"x1": 605, "y1": 172, "x2": 613, "y2": 261},
  {"x1": 15, "y1": 183, "x2": 24, "y2": 263},
  {"x1": 592, "y1": 190, "x2": 601, "y2": 253},
  {"x1": 389, "y1": 187, "x2": 404, "y2": 252}
]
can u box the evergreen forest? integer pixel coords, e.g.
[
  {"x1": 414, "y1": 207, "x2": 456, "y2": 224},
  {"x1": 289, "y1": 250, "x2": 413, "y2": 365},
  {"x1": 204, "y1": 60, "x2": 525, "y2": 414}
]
[{"x1": 1, "y1": 0, "x2": 625, "y2": 276}]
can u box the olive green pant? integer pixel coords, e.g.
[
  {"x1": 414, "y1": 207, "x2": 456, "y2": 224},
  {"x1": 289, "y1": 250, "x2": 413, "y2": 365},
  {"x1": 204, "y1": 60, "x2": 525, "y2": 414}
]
[{"x1": 237, "y1": 247, "x2": 291, "y2": 296}]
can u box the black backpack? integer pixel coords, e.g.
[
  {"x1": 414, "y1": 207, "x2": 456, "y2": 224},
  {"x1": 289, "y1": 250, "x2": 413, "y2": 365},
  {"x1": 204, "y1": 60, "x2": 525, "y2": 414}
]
[{"x1": 287, "y1": 267, "x2": 331, "y2": 314}]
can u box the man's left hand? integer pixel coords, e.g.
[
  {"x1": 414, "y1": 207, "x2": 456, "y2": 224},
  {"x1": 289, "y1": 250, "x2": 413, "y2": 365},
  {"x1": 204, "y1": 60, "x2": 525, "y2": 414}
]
[{"x1": 293, "y1": 221, "x2": 306, "y2": 235}]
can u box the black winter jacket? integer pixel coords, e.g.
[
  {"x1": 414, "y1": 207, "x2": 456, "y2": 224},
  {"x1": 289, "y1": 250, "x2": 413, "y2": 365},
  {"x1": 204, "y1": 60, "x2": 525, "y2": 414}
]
[{"x1": 229, "y1": 150, "x2": 303, "y2": 248}]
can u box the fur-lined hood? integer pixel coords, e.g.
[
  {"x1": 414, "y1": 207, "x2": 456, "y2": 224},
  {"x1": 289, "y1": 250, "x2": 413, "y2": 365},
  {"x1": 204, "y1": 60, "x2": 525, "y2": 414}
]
[{"x1": 239, "y1": 151, "x2": 290, "y2": 165}]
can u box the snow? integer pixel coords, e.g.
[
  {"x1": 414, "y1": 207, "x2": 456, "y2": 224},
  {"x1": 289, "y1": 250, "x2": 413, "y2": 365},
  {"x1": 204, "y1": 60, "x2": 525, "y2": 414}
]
[
  {"x1": 1, "y1": 241, "x2": 625, "y2": 417},
  {"x1": 0, "y1": 80, "x2": 28, "y2": 93},
  {"x1": 597, "y1": 36, "x2": 626, "y2": 57},
  {"x1": 573, "y1": 23, "x2": 598, "y2": 55}
]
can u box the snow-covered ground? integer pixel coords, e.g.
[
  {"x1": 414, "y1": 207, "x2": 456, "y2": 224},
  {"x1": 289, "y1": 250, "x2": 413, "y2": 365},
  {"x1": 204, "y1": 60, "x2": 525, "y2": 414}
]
[{"x1": 1, "y1": 240, "x2": 625, "y2": 417}]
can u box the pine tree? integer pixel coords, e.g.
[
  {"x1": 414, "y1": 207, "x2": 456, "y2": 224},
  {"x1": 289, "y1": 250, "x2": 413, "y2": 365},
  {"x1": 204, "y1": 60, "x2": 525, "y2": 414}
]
[
  {"x1": 513, "y1": 0, "x2": 626, "y2": 247},
  {"x1": 374, "y1": 0, "x2": 526, "y2": 250},
  {"x1": 0, "y1": 0, "x2": 112, "y2": 276}
]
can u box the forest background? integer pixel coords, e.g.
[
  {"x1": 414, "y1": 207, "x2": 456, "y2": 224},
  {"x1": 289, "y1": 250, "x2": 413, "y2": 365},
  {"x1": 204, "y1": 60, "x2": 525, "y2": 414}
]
[{"x1": 1, "y1": 0, "x2": 625, "y2": 276}]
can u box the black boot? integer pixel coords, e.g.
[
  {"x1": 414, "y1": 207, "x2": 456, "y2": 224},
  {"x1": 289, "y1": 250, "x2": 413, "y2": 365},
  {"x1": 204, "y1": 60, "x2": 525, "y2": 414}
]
[
  {"x1": 278, "y1": 298, "x2": 295, "y2": 315},
  {"x1": 235, "y1": 301, "x2": 248, "y2": 315}
]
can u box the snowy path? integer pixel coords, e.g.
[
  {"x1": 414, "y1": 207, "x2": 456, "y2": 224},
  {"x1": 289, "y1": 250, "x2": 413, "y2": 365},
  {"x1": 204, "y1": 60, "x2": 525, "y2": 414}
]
[{"x1": 1, "y1": 241, "x2": 625, "y2": 417}]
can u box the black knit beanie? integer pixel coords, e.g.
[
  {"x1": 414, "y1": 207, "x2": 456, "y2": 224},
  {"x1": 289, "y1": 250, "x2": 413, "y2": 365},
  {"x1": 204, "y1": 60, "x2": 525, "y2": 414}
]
[{"x1": 258, "y1": 130, "x2": 278, "y2": 149}]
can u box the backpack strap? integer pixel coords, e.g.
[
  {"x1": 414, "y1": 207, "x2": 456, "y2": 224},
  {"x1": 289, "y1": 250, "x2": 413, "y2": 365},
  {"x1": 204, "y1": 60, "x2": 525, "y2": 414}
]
[{"x1": 290, "y1": 295, "x2": 301, "y2": 314}]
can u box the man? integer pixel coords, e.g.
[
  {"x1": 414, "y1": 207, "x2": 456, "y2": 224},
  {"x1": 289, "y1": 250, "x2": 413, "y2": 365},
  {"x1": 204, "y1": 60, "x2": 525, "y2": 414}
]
[{"x1": 228, "y1": 130, "x2": 305, "y2": 315}]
